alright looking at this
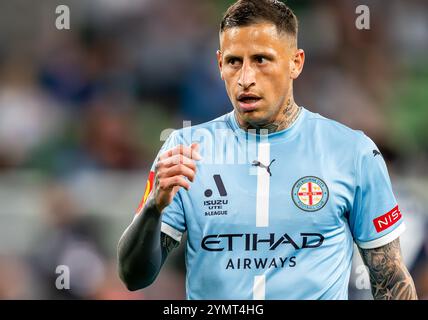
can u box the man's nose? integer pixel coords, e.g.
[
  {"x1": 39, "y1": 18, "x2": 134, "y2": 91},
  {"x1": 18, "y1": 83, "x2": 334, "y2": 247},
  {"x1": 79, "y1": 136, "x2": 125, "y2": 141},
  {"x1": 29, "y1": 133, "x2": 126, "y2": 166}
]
[{"x1": 238, "y1": 61, "x2": 256, "y2": 89}]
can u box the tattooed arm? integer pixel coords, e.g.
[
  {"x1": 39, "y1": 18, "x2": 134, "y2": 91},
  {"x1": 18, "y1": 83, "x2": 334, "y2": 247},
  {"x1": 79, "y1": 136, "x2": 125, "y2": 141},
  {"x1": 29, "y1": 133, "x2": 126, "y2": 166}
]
[
  {"x1": 117, "y1": 195, "x2": 179, "y2": 291},
  {"x1": 358, "y1": 238, "x2": 418, "y2": 300}
]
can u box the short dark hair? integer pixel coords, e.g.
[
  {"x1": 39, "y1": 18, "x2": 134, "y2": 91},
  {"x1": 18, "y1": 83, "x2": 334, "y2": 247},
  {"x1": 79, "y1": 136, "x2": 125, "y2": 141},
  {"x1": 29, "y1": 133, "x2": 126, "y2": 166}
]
[{"x1": 220, "y1": 0, "x2": 298, "y2": 38}]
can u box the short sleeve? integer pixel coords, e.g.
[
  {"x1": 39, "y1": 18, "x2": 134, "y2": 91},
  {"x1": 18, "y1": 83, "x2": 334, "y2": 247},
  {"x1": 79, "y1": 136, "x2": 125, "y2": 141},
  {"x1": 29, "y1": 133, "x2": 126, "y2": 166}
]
[
  {"x1": 349, "y1": 135, "x2": 405, "y2": 249},
  {"x1": 134, "y1": 130, "x2": 186, "y2": 243}
]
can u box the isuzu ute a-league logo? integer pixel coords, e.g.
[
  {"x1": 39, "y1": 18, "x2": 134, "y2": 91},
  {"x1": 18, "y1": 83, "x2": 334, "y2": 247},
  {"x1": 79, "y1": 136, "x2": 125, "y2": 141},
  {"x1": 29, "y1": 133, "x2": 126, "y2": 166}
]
[
  {"x1": 203, "y1": 174, "x2": 229, "y2": 216},
  {"x1": 292, "y1": 176, "x2": 329, "y2": 212}
]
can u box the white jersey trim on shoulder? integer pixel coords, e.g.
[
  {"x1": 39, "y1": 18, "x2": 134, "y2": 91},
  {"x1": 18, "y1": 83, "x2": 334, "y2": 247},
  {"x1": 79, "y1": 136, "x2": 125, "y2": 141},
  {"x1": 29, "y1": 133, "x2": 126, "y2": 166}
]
[
  {"x1": 356, "y1": 222, "x2": 406, "y2": 249},
  {"x1": 161, "y1": 222, "x2": 183, "y2": 243}
]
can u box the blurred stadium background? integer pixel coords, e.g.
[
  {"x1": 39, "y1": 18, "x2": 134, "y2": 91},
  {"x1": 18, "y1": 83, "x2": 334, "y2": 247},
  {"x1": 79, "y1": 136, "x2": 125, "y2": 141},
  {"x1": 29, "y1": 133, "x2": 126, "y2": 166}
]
[{"x1": 0, "y1": 0, "x2": 427, "y2": 299}]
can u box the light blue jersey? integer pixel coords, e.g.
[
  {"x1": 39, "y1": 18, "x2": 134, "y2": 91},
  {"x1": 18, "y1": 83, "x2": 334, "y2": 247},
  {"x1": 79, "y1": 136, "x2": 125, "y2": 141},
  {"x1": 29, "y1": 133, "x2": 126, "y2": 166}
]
[{"x1": 139, "y1": 107, "x2": 405, "y2": 300}]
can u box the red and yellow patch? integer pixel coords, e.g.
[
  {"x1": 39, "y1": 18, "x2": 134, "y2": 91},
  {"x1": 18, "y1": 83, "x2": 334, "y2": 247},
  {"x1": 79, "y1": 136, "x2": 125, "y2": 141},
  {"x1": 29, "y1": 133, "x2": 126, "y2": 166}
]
[{"x1": 136, "y1": 171, "x2": 155, "y2": 215}]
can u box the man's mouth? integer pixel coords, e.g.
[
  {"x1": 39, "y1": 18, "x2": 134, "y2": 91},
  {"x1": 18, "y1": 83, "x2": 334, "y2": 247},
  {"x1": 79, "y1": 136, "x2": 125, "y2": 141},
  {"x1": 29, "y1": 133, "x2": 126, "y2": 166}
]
[
  {"x1": 237, "y1": 94, "x2": 261, "y2": 103},
  {"x1": 237, "y1": 94, "x2": 262, "y2": 111}
]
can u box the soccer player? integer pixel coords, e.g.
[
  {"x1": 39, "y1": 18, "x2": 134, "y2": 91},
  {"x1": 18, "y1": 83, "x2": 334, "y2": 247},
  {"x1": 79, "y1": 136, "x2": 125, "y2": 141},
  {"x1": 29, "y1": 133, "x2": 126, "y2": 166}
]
[{"x1": 118, "y1": 0, "x2": 417, "y2": 299}]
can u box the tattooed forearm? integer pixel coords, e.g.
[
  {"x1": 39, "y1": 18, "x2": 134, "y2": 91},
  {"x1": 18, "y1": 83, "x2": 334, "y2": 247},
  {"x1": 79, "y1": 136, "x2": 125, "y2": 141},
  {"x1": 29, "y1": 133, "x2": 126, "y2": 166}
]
[{"x1": 359, "y1": 238, "x2": 418, "y2": 300}]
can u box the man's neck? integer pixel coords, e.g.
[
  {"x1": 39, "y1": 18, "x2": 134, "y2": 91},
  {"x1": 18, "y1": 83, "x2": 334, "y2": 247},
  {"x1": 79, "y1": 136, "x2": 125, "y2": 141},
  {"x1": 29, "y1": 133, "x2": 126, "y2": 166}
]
[{"x1": 238, "y1": 99, "x2": 301, "y2": 134}]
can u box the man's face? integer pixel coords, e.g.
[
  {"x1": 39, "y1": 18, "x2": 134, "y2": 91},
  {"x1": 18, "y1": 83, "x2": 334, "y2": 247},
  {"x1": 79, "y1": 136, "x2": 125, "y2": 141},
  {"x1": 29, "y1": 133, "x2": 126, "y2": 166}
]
[{"x1": 217, "y1": 22, "x2": 304, "y2": 127}]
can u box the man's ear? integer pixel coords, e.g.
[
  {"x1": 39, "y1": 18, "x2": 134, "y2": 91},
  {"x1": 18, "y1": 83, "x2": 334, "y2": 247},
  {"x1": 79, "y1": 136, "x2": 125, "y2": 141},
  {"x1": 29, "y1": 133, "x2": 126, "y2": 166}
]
[
  {"x1": 216, "y1": 50, "x2": 224, "y2": 80},
  {"x1": 290, "y1": 49, "x2": 305, "y2": 80}
]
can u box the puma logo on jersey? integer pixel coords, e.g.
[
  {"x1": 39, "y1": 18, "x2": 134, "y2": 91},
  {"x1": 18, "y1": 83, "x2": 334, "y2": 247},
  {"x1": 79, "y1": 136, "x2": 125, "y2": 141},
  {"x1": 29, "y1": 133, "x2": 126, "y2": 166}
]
[
  {"x1": 252, "y1": 159, "x2": 276, "y2": 176},
  {"x1": 373, "y1": 150, "x2": 381, "y2": 157}
]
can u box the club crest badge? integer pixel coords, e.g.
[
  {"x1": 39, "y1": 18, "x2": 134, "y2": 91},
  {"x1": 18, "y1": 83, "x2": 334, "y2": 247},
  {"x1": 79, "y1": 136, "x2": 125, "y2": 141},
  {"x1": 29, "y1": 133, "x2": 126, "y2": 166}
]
[{"x1": 292, "y1": 176, "x2": 329, "y2": 212}]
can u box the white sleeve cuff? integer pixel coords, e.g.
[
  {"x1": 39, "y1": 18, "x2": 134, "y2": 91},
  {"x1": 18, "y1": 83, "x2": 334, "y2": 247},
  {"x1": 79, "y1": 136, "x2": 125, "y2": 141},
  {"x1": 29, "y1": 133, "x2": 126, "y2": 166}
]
[
  {"x1": 356, "y1": 222, "x2": 406, "y2": 249},
  {"x1": 161, "y1": 222, "x2": 183, "y2": 243}
]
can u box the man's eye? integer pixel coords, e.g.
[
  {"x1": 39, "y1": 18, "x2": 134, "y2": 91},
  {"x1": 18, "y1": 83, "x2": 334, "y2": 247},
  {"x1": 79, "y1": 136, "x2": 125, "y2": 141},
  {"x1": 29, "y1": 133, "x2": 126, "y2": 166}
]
[
  {"x1": 228, "y1": 58, "x2": 239, "y2": 65},
  {"x1": 255, "y1": 56, "x2": 266, "y2": 64}
]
